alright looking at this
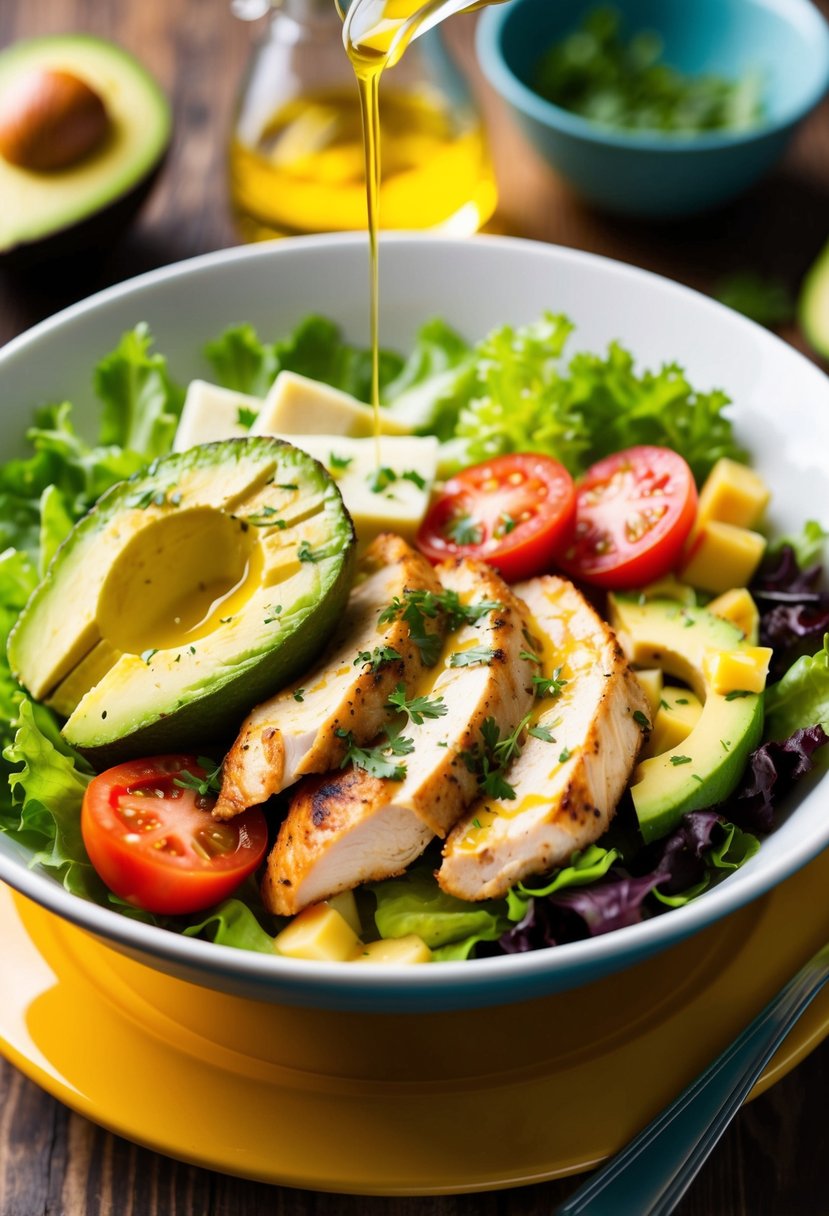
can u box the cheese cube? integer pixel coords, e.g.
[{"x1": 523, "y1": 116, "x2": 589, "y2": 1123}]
[
  {"x1": 646, "y1": 685, "x2": 703, "y2": 757},
  {"x1": 697, "y1": 458, "x2": 770, "y2": 529},
  {"x1": 350, "y1": 935, "x2": 433, "y2": 964},
  {"x1": 252, "y1": 371, "x2": 410, "y2": 438},
  {"x1": 703, "y1": 646, "x2": 772, "y2": 696},
  {"x1": 707, "y1": 588, "x2": 760, "y2": 644},
  {"x1": 327, "y1": 889, "x2": 362, "y2": 936},
  {"x1": 634, "y1": 668, "x2": 664, "y2": 719},
  {"x1": 274, "y1": 903, "x2": 360, "y2": 961},
  {"x1": 173, "y1": 380, "x2": 262, "y2": 452},
  {"x1": 681, "y1": 521, "x2": 766, "y2": 594},
  {"x1": 272, "y1": 434, "x2": 438, "y2": 544}
]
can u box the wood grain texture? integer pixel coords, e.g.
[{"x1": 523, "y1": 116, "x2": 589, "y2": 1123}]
[{"x1": 2, "y1": 1, "x2": 829, "y2": 1212}]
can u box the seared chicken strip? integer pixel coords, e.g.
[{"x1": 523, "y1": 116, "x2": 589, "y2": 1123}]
[
  {"x1": 214, "y1": 533, "x2": 444, "y2": 819},
  {"x1": 439, "y1": 576, "x2": 649, "y2": 901},
  {"x1": 262, "y1": 559, "x2": 537, "y2": 916}
]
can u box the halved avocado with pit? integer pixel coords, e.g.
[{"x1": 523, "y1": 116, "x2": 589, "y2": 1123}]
[
  {"x1": 8, "y1": 438, "x2": 356, "y2": 768},
  {"x1": 0, "y1": 35, "x2": 171, "y2": 264}
]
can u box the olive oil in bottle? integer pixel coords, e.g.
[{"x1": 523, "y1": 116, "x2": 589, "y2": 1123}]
[{"x1": 229, "y1": 0, "x2": 497, "y2": 240}]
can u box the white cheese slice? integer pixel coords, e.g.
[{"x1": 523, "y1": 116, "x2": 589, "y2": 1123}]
[
  {"x1": 173, "y1": 380, "x2": 263, "y2": 452},
  {"x1": 266, "y1": 434, "x2": 438, "y2": 543},
  {"x1": 252, "y1": 370, "x2": 411, "y2": 438}
]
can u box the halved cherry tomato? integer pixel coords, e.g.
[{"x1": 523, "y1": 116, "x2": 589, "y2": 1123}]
[
  {"x1": 558, "y1": 445, "x2": 698, "y2": 589},
  {"x1": 416, "y1": 453, "x2": 576, "y2": 582},
  {"x1": 81, "y1": 755, "x2": 268, "y2": 915}
]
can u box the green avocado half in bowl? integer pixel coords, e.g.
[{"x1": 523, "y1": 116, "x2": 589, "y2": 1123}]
[{"x1": 0, "y1": 35, "x2": 171, "y2": 266}]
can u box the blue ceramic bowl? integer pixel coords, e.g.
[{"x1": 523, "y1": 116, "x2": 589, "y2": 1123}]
[{"x1": 477, "y1": 0, "x2": 829, "y2": 217}]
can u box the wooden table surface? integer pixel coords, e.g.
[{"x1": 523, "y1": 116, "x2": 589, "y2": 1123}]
[{"x1": 1, "y1": 2, "x2": 829, "y2": 1213}]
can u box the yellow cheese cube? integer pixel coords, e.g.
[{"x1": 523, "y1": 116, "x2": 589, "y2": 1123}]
[
  {"x1": 703, "y1": 647, "x2": 772, "y2": 696},
  {"x1": 697, "y1": 458, "x2": 770, "y2": 529},
  {"x1": 274, "y1": 903, "x2": 360, "y2": 961},
  {"x1": 634, "y1": 668, "x2": 664, "y2": 719},
  {"x1": 327, "y1": 889, "x2": 362, "y2": 936},
  {"x1": 351, "y1": 935, "x2": 433, "y2": 964},
  {"x1": 646, "y1": 685, "x2": 703, "y2": 757},
  {"x1": 706, "y1": 588, "x2": 760, "y2": 644},
  {"x1": 253, "y1": 371, "x2": 410, "y2": 438},
  {"x1": 681, "y1": 521, "x2": 766, "y2": 594}
]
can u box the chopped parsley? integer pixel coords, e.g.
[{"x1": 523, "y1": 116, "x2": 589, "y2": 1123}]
[
  {"x1": 336, "y1": 725, "x2": 414, "y2": 781},
  {"x1": 559, "y1": 747, "x2": 571, "y2": 763},
  {"x1": 446, "y1": 513, "x2": 483, "y2": 546},
  {"x1": 725, "y1": 689, "x2": 752, "y2": 700},
  {"x1": 275, "y1": 482, "x2": 299, "y2": 491},
  {"x1": 669, "y1": 755, "x2": 692, "y2": 766},
  {"x1": 368, "y1": 466, "x2": 398, "y2": 493},
  {"x1": 528, "y1": 723, "x2": 556, "y2": 743},
  {"x1": 140, "y1": 648, "x2": 158, "y2": 665},
  {"x1": 329, "y1": 452, "x2": 353, "y2": 473},
  {"x1": 533, "y1": 667, "x2": 568, "y2": 699},
  {"x1": 127, "y1": 488, "x2": 177, "y2": 510},
  {"x1": 264, "y1": 604, "x2": 282, "y2": 624},
  {"x1": 633, "y1": 709, "x2": 651, "y2": 728},
  {"x1": 293, "y1": 688, "x2": 305, "y2": 702},
  {"x1": 174, "y1": 757, "x2": 223, "y2": 797},
  {"x1": 353, "y1": 645, "x2": 403, "y2": 672},
  {"x1": 386, "y1": 683, "x2": 447, "y2": 725},
  {"x1": 459, "y1": 714, "x2": 533, "y2": 802},
  {"x1": 247, "y1": 506, "x2": 287, "y2": 528},
  {"x1": 520, "y1": 649, "x2": 542, "y2": 665},
  {"x1": 236, "y1": 405, "x2": 258, "y2": 430},
  {"x1": 402, "y1": 469, "x2": 427, "y2": 490},
  {"x1": 298, "y1": 540, "x2": 325, "y2": 563},
  {"x1": 449, "y1": 645, "x2": 497, "y2": 669},
  {"x1": 497, "y1": 512, "x2": 517, "y2": 536},
  {"x1": 377, "y1": 589, "x2": 503, "y2": 667}
]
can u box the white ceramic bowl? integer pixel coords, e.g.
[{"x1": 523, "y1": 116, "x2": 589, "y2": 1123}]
[{"x1": 1, "y1": 233, "x2": 827, "y2": 1012}]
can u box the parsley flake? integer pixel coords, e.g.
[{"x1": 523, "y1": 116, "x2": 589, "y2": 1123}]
[
  {"x1": 140, "y1": 648, "x2": 158, "y2": 665},
  {"x1": 633, "y1": 709, "x2": 651, "y2": 728},
  {"x1": 353, "y1": 645, "x2": 403, "y2": 672},
  {"x1": 446, "y1": 513, "x2": 483, "y2": 546},
  {"x1": 533, "y1": 667, "x2": 568, "y2": 699},
  {"x1": 293, "y1": 688, "x2": 305, "y2": 702},
  {"x1": 174, "y1": 757, "x2": 223, "y2": 797},
  {"x1": 725, "y1": 689, "x2": 752, "y2": 700},
  {"x1": 236, "y1": 405, "x2": 258, "y2": 430},
  {"x1": 335, "y1": 726, "x2": 414, "y2": 781},
  {"x1": 450, "y1": 645, "x2": 497, "y2": 669},
  {"x1": 528, "y1": 723, "x2": 556, "y2": 743},
  {"x1": 670, "y1": 755, "x2": 692, "y2": 766},
  {"x1": 329, "y1": 452, "x2": 353, "y2": 473},
  {"x1": 386, "y1": 683, "x2": 447, "y2": 725}
]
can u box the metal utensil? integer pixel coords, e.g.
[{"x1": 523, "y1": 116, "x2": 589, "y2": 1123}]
[{"x1": 555, "y1": 942, "x2": 829, "y2": 1216}]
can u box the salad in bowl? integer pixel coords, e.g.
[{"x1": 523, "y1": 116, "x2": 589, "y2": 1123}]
[{"x1": 1, "y1": 235, "x2": 828, "y2": 1011}]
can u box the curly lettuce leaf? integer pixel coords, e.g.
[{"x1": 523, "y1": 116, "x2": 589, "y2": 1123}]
[
  {"x1": 2, "y1": 697, "x2": 100, "y2": 898},
  {"x1": 183, "y1": 887, "x2": 277, "y2": 954},
  {"x1": 653, "y1": 819, "x2": 760, "y2": 907},
  {"x1": 94, "y1": 323, "x2": 184, "y2": 459},
  {"x1": 767, "y1": 520, "x2": 828, "y2": 570},
  {"x1": 765, "y1": 636, "x2": 829, "y2": 741},
  {"x1": 430, "y1": 313, "x2": 743, "y2": 483},
  {"x1": 206, "y1": 316, "x2": 405, "y2": 404}
]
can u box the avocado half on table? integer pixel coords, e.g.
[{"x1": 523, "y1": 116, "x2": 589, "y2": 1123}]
[
  {"x1": 8, "y1": 439, "x2": 356, "y2": 769},
  {"x1": 0, "y1": 35, "x2": 171, "y2": 264}
]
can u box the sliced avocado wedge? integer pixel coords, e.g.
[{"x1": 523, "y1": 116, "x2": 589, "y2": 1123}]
[
  {"x1": 608, "y1": 596, "x2": 764, "y2": 844},
  {"x1": 0, "y1": 36, "x2": 171, "y2": 262},
  {"x1": 799, "y1": 239, "x2": 829, "y2": 360},
  {"x1": 8, "y1": 438, "x2": 355, "y2": 767}
]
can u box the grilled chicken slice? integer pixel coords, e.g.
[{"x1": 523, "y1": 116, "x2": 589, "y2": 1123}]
[
  {"x1": 214, "y1": 533, "x2": 444, "y2": 819},
  {"x1": 439, "y1": 576, "x2": 649, "y2": 901},
  {"x1": 262, "y1": 558, "x2": 537, "y2": 916}
]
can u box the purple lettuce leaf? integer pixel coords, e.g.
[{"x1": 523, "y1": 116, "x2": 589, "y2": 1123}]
[
  {"x1": 752, "y1": 546, "x2": 829, "y2": 670},
  {"x1": 651, "y1": 810, "x2": 722, "y2": 895},
  {"x1": 726, "y1": 724, "x2": 829, "y2": 834}
]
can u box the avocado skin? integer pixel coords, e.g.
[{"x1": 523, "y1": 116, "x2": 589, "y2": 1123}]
[
  {"x1": 73, "y1": 541, "x2": 356, "y2": 771},
  {"x1": 0, "y1": 154, "x2": 166, "y2": 269}
]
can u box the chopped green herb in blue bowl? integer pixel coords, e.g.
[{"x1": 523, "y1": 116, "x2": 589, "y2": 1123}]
[{"x1": 477, "y1": 0, "x2": 829, "y2": 217}]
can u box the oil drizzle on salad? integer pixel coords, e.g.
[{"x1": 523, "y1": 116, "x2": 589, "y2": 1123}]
[{"x1": 339, "y1": 0, "x2": 505, "y2": 455}]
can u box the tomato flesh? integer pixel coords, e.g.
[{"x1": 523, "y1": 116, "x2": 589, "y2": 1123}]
[
  {"x1": 81, "y1": 755, "x2": 268, "y2": 915},
  {"x1": 558, "y1": 445, "x2": 698, "y2": 589},
  {"x1": 416, "y1": 453, "x2": 576, "y2": 582}
]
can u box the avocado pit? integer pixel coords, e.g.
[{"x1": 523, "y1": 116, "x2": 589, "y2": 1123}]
[{"x1": 0, "y1": 67, "x2": 110, "y2": 171}]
